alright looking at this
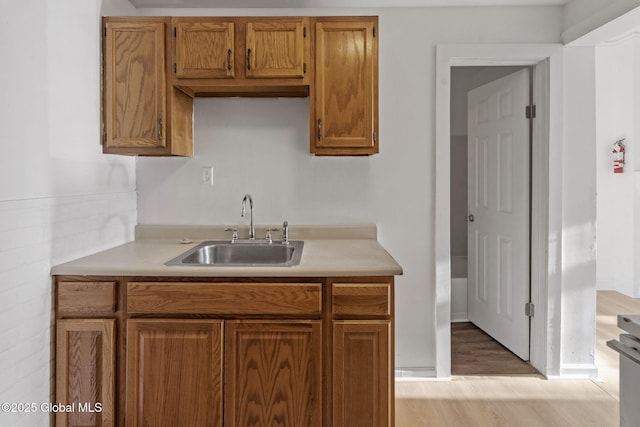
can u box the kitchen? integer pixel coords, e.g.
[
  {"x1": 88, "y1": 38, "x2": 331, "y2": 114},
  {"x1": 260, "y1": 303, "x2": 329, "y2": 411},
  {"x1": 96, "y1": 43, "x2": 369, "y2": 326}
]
[{"x1": 1, "y1": 0, "x2": 637, "y2": 426}]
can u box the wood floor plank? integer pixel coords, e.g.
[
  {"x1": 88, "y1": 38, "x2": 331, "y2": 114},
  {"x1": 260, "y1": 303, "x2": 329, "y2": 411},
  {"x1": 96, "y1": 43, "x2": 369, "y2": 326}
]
[
  {"x1": 451, "y1": 322, "x2": 539, "y2": 375},
  {"x1": 396, "y1": 291, "x2": 640, "y2": 426}
]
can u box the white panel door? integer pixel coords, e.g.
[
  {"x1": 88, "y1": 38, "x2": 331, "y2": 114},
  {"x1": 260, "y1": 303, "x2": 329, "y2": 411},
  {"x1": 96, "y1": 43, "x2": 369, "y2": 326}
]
[{"x1": 467, "y1": 68, "x2": 531, "y2": 360}]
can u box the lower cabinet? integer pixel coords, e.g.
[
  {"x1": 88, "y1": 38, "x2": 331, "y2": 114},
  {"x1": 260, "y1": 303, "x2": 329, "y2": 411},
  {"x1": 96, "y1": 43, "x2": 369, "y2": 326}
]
[
  {"x1": 333, "y1": 321, "x2": 391, "y2": 427},
  {"x1": 225, "y1": 321, "x2": 322, "y2": 427},
  {"x1": 54, "y1": 277, "x2": 394, "y2": 427},
  {"x1": 125, "y1": 319, "x2": 321, "y2": 427},
  {"x1": 125, "y1": 320, "x2": 224, "y2": 427},
  {"x1": 56, "y1": 319, "x2": 115, "y2": 427}
]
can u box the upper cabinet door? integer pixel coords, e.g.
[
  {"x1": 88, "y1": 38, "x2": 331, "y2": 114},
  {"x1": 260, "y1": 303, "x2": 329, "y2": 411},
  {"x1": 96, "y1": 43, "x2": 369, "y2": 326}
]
[
  {"x1": 104, "y1": 21, "x2": 167, "y2": 150},
  {"x1": 175, "y1": 21, "x2": 235, "y2": 79},
  {"x1": 313, "y1": 18, "x2": 378, "y2": 155},
  {"x1": 246, "y1": 20, "x2": 305, "y2": 79}
]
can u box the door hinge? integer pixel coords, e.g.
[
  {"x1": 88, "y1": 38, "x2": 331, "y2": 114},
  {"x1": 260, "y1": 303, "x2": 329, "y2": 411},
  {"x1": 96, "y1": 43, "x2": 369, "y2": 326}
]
[
  {"x1": 525, "y1": 104, "x2": 536, "y2": 119},
  {"x1": 525, "y1": 302, "x2": 534, "y2": 317}
]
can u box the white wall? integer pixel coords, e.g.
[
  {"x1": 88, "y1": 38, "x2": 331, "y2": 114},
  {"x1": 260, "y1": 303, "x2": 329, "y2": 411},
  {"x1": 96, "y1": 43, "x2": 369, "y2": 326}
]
[
  {"x1": 563, "y1": 0, "x2": 640, "y2": 43},
  {"x1": 136, "y1": 6, "x2": 563, "y2": 371},
  {"x1": 0, "y1": 1, "x2": 136, "y2": 425},
  {"x1": 595, "y1": 38, "x2": 640, "y2": 297},
  {"x1": 559, "y1": 46, "x2": 598, "y2": 376}
]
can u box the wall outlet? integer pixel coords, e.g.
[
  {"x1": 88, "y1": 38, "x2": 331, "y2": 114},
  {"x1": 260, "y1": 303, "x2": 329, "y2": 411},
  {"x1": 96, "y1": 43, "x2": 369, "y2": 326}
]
[{"x1": 201, "y1": 166, "x2": 214, "y2": 186}]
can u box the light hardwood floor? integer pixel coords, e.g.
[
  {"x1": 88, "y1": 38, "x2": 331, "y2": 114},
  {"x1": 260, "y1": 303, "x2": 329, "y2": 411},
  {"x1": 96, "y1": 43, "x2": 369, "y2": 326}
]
[{"x1": 395, "y1": 291, "x2": 640, "y2": 426}]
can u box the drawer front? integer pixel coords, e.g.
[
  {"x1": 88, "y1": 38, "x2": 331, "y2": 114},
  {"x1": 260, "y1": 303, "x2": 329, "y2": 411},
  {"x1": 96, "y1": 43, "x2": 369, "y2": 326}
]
[
  {"x1": 332, "y1": 283, "x2": 391, "y2": 318},
  {"x1": 127, "y1": 282, "x2": 322, "y2": 316},
  {"x1": 57, "y1": 281, "x2": 117, "y2": 317}
]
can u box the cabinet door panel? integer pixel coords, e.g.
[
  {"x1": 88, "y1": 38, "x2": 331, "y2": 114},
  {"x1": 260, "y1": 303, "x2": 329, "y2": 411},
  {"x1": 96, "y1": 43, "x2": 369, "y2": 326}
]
[
  {"x1": 333, "y1": 320, "x2": 391, "y2": 427},
  {"x1": 246, "y1": 21, "x2": 305, "y2": 79},
  {"x1": 126, "y1": 320, "x2": 224, "y2": 427},
  {"x1": 314, "y1": 19, "x2": 377, "y2": 154},
  {"x1": 225, "y1": 321, "x2": 322, "y2": 427},
  {"x1": 104, "y1": 22, "x2": 166, "y2": 149},
  {"x1": 56, "y1": 319, "x2": 115, "y2": 427},
  {"x1": 175, "y1": 22, "x2": 234, "y2": 79}
]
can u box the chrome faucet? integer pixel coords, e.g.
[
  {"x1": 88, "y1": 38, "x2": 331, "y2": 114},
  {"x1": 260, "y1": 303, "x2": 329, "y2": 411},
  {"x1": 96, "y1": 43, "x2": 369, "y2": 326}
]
[{"x1": 241, "y1": 194, "x2": 255, "y2": 240}]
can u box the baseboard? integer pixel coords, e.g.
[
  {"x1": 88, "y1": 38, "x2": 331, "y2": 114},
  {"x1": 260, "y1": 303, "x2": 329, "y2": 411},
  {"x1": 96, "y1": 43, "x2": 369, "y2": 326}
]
[
  {"x1": 395, "y1": 367, "x2": 437, "y2": 380},
  {"x1": 547, "y1": 363, "x2": 599, "y2": 379},
  {"x1": 451, "y1": 314, "x2": 469, "y2": 323}
]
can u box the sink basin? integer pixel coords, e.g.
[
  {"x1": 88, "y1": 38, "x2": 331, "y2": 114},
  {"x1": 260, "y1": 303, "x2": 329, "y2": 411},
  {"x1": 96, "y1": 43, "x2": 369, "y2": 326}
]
[{"x1": 166, "y1": 240, "x2": 304, "y2": 267}]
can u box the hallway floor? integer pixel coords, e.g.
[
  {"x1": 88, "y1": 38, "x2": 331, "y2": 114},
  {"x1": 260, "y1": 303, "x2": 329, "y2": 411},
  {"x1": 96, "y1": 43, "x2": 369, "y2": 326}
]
[{"x1": 395, "y1": 291, "x2": 640, "y2": 426}]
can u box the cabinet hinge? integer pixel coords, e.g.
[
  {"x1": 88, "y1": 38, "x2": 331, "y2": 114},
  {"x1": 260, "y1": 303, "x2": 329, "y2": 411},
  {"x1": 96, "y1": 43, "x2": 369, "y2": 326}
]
[
  {"x1": 173, "y1": 27, "x2": 176, "y2": 37},
  {"x1": 303, "y1": 27, "x2": 307, "y2": 38},
  {"x1": 525, "y1": 302, "x2": 534, "y2": 317},
  {"x1": 525, "y1": 104, "x2": 536, "y2": 119},
  {"x1": 303, "y1": 63, "x2": 307, "y2": 74}
]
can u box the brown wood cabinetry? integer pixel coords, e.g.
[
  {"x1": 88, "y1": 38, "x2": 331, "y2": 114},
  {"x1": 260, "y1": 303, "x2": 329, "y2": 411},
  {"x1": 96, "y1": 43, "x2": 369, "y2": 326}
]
[
  {"x1": 225, "y1": 321, "x2": 322, "y2": 427},
  {"x1": 101, "y1": 15, "x2": 378, "y2": 156},
  {"x1": 126, "y1": 319, "x2": 224, "y2": 427},
  {"x1": 102, "y1": 17, "x2": 193, "y2": 156},
  {"x1": 55, "y1": 280, "x2": 117, "y2": 427},
  {"x1": 312, "y1": 17, "x2": 379, "y2": 155},
  {"x1": 54, "y1": 276, "x2": 393, "y2": 427},
  {"x1": 172, "y1": 17, "x2": 310, "y2": 97}
]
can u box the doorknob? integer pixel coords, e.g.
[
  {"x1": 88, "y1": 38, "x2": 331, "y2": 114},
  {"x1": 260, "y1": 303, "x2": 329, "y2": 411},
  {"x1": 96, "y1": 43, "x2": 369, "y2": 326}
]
[{"x1": 467, "y1": 214, "x2": 475, "y2": 222}]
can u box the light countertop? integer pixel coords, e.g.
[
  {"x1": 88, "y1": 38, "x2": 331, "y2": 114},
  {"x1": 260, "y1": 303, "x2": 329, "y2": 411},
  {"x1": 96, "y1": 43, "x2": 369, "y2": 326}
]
[{"x1": 51, "y1": 224, "x2": 403, "y2": 278}]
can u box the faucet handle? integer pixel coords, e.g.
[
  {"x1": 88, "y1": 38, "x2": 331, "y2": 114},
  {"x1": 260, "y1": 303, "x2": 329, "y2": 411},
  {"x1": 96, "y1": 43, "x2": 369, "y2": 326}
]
[
  {"x1": 265, "y1": 228, "x2": 279, "y2": 243},
  {"x1": 224, "y1": 227, "x2": 239, "y2": 242},
  {"x1": 282, "y1": 221, "x2": 289, "y2": 245}
]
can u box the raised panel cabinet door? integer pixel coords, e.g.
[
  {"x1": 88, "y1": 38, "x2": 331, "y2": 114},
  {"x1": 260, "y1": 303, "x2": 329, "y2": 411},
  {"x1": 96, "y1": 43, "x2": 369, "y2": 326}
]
[
  {"x1": 126, "y1": 320, "x2": 224, "y2": 427},
  {"x1": 225, "y1": 321, "x2": 322, "y2": 427},
  {"x1": 333, "y1": 321, "x2": 392, "y2": 427},
  {"x1": 246, "y1": 20, "x2": 305, "y2": 79},
  {"x1": 174, "y1": 21, "x2": 235, "y2": 79},
  {"x1": 314, "y1": 19, "x2": 378, "y2": 155},
  {"x1": 104, "y1": 21, "x2": 166, "y2": 149},
  {"x1": 56, "y1": 319, "x2": 115, "y2": 427}
]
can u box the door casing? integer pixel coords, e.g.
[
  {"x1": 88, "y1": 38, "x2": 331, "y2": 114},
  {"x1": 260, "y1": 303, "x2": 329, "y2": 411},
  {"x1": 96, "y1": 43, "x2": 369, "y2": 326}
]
[{"x1": 435, "y1": 43, "x2": 564, "y2": 378}]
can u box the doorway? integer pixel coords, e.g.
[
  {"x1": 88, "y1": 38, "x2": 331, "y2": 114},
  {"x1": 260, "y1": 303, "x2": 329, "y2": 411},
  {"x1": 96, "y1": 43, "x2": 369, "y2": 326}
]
[
  {"x1": 434, "y1": 43, "x2": 562, "y2": 378},
  {"x1": 450, "y1": 66, "x2": 534, "y2": 374}
]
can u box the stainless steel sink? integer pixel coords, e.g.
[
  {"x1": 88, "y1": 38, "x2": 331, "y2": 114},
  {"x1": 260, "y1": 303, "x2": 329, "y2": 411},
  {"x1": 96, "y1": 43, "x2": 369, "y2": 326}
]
[{"x1": 166, "y1": 240, "x2": 304, "y2": 267}]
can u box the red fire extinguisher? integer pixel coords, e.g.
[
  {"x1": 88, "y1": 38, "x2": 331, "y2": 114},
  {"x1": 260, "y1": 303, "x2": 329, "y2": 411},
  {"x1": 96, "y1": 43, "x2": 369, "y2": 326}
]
[{"x1": 612, "y1": 139, "x2": 626, "y2": 174}]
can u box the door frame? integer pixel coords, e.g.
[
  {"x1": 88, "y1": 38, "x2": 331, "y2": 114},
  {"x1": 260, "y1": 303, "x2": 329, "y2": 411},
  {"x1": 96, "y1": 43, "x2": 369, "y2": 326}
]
[{"x1": 435, "y1": 44, "x2": 564, "y2": 378}]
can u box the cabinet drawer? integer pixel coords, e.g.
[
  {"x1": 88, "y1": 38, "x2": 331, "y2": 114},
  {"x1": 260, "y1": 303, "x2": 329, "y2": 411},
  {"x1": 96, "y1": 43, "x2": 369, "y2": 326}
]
[
  {"x1": 127, "y1": 282, "x2": 322, "y2": 316},
  {"x1": 57, "y1": 281, "x2": 116, "y2": 317},
  {"x1": 332, "y1": 283, "x2": 391, "y2": 317}
]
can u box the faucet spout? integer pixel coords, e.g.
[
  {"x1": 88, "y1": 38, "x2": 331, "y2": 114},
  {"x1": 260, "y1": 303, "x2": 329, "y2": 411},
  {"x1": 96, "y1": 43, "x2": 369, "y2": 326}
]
[{"x1": 241, "y1": 194, "x2": 255, "y2": 239}]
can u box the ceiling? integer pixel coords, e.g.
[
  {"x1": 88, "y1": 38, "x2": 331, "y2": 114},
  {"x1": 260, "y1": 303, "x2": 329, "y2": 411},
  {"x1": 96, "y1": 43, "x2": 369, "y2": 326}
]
[{"x1": 129, "y1": 0, "x2": 572, "y2": 8}]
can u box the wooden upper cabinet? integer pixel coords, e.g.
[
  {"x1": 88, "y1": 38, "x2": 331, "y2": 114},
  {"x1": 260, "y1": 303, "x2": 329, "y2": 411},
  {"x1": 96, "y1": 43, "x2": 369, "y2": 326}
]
[
  {"x1": 312, "y1": 17, "x2": 378, "y2": 156},
  {"x1": 246, "y1": 21, "x2": 305, "y2": 79},
  {"x1": 102, "y1": 17, "x2": 193, "y2": 156},
  {"x1": 104, "y1": 20, "x2": 166, "y2": 150},
  {"x1": 171, "y1": 17, "x2": 310, "y2": 97},
  {"x1": 174, "y1": 20, "x2": 234, "y2": 79}
]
